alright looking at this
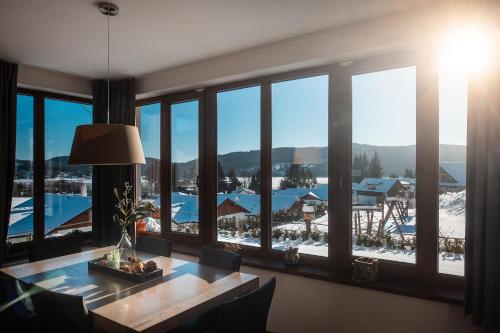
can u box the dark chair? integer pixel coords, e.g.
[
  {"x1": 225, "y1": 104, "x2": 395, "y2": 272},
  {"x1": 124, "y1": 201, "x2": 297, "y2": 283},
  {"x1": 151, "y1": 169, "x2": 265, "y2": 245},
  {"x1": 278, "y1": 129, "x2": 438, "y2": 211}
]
[
  {"x1": 214, "y1": 277, "x2": 276, "y2": 333},
  {"x1": 199, "y1": 246, "x2": 241, "y2": 272},
  {"x1": 136, "y1": 236, "x2": 172, "y2": 257},
  {"x1": 27, "y1": 233, "x2": 82, "y2": 262},
  {"x1": 30, "y1": 285, "x2": 92, "y2": 333},
  {"x1": 0, "y1": 274, "x2": 38, "y2": 331}
]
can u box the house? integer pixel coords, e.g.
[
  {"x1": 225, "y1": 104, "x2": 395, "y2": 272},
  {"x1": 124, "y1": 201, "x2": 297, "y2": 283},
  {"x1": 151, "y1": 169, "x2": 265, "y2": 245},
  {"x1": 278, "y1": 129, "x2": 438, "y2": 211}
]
[
  {"x1": 352, "y1": 178, "x2": 404, "y2": 205},
  {"x1": 8, "y1": 193, "x2": 92, "y2": 242},
  {"x1": 440, "y1": 162, "x2": 466, "y2": 191}
]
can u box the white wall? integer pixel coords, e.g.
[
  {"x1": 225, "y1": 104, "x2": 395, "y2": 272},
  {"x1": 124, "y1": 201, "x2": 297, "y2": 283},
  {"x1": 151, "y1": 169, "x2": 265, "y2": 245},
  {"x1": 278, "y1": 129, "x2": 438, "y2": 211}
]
[
  {"x1": 173, "y1": 252, "x2": 480, "y2": 333},
  {"x1": 18, "y1": 64, "x2": 92, "y2": 98}
]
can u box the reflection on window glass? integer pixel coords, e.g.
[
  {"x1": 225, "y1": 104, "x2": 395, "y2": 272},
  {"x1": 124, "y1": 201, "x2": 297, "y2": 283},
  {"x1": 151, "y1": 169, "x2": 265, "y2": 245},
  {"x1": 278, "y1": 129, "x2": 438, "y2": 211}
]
[
  {"x1": 44, "y1": 99, "x2": 93, "y2": 238},
  {"x1": 171, "y1": 100, "x2": 199, "y2": 234},
  {"x1": 8, "y1": 95, "x2": 34, "y2": 244},
  {"x1": 438, "y1": 64, "x2": 467, "y2": 276},
  {"x1": 271, "y1": 75, "x2": 329, "y2": 257},
  {"x1": 351, "y1": 67, "x2": 416, "y2": 263},
  {"x1": 138, "y1": 103, "x2": 161, "y2": 233},
  {"x1": 217, "y1": 86, "x2": 261, "y2": 247}
]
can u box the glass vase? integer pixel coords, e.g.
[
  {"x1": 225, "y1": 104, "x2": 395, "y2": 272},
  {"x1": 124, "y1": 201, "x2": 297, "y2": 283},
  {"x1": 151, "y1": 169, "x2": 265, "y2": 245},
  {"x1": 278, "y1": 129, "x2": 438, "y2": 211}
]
[{"x1": 117, "y1": 227, "x2": 132, "y2": 263}]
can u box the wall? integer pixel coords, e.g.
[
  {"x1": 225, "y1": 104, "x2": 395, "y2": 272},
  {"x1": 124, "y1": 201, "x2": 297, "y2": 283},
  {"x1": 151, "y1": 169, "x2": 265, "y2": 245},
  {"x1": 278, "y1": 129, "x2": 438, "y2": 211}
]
[{"x1": 173, "y1": 252, "x2": 481, "y2": 333}]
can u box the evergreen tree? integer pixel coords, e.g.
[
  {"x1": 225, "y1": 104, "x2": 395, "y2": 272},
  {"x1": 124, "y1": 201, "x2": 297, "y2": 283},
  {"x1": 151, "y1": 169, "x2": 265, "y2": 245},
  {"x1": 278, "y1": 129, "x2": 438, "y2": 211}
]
[
  {"x1": 227, "y1": 169, "x2": 241, "y2": 193},
  {"x1": 280, "y1": 164, "x2": 317, "y2": 189},
  {"x1": 368, "y1": 151, "x2": 383, "y2": 178},
  {"x1": 404, "y1": 168, "x2": 415, "y2": 178},
  {"x1": 249, "y1": 169, "x2": 261, "y2": 194},
  {"x1": 217, "y1": 161, "x2": 227, "y2": 193},
  {"x1": 361, "y1": 152, "x2": 370, "y2": 179},
  {"x1": 352, "y1": 154, "x2": 363, "y2": 183}
]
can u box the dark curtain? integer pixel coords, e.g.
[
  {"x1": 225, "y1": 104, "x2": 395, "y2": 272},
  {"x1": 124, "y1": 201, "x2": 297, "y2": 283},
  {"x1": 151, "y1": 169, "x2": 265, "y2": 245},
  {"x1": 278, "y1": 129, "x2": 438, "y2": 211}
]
[
  {"x1": 465, "y1": 68, "x2": 500, "y2": 329},
  {"x1": 0, "y1": 61, "x2": 18, "y2": 266},
  {"x1": 92, "y1": 79, "x2": 136, "y2": 246}
]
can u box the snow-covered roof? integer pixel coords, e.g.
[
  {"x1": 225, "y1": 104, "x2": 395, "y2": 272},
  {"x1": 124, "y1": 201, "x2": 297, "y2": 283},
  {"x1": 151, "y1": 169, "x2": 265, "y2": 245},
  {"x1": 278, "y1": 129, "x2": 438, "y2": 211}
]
[
  {"x1": 352, "y1": 178, "x2": 400, "y2": 193},
  {"x1": 272, "y1": 184, "x2": 328, "y2": 201},
  {"x1": 440, "y1": 162, "x2": 466, "y2": 187},
  {"x1": 8, "y1": 194, "x2": 91, "y2": 237}
]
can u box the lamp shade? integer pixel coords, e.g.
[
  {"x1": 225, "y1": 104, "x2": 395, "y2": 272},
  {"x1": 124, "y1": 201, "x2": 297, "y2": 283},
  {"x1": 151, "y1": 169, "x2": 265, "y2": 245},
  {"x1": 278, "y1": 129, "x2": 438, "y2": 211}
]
[{"x1": 68, "y1": 124, "x2": 146, "y2": 165}]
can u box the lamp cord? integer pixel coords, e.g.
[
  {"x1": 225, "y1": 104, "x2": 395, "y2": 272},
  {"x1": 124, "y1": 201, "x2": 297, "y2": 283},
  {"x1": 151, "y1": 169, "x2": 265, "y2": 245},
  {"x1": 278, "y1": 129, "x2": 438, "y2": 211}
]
[{"x1": 107, "y1": 3, "x2": 110, "y2": 124}]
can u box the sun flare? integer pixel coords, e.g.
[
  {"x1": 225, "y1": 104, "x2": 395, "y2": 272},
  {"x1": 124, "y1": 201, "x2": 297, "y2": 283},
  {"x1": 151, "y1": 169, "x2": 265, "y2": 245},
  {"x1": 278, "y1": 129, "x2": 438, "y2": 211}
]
[{"x1": 439, "y1": 24, "x2": 493, "y2": 72}]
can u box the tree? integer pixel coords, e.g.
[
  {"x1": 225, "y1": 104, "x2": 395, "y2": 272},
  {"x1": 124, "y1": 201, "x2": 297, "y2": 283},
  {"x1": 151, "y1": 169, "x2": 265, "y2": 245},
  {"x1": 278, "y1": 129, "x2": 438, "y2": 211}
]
[
  {"x1": 227, "y1": 169, "x2": 241, "y2": 193},
  {"x1": 404, "y1": 168, "x2": 415, "y2": 178},
  {"x1": 280, "y1": 164, "x2": 317, "y2": 189},
  {"x1": 249, "y1": 169, "x2": 261, "y2": 194},
  {"x1": 217, "y1": 161, "x2": 227, "y2": 193},
  {"x1": 368, "y1": 152, "x2": 383, "y2": 178},
  {"x1": 352, "y1": 154, "x2": 363, "y2": 183},
  {"x1": 361, "y1": 152, "x2": 369, "y2": 179},
  {"x1": 389, "y1": 172, "x2": 399, "y2": 178}
]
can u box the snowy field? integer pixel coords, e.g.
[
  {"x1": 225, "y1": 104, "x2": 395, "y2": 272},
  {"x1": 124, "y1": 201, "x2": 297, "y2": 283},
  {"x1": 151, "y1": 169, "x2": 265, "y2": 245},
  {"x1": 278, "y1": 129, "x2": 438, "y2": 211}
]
[{"x1": 218, "y1": 191, "x2": 466, "y2": 276}]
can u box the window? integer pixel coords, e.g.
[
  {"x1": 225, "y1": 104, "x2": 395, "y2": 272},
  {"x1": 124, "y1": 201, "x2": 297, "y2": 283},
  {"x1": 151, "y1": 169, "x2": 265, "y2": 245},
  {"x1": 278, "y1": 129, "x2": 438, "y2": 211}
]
[
  {"x1": 171, "y1": 100, "x2": 199, "y2": 234},
  {"x1": 138, "y1": 103, "x2": 161, "y2": 233},
  {"x1": 438, "y1": 63, "x2": 468, "y2": 276},
  {"x1": 44, "y1": 98, "x2": 93, "y2": 237},
  {"x1": 134, "y1": 55, "x2": 465, "y2": 301},
  {"x1": 352, "y1": 66, "x2": 417, "y2": 263},
  {"x1": 271, "y1": 75, "x2": 329, "y2": 257},
  {"x1": 217, "y1": 86, "x2": 261, "y2": 246},
  {"x1": 8, "y1": 94, "x2": 34, "y2": 244}
]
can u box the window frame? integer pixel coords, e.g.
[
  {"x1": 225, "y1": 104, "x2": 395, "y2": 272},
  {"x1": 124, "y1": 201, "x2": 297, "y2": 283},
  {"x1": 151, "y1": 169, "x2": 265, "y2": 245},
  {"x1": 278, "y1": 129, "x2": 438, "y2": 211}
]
[
  {"x1": 135, "y1": 52, "x2": 465, "y2": 303},
  {"x1": 6, "y1": 88, "x2": 93, "y2": 259}
]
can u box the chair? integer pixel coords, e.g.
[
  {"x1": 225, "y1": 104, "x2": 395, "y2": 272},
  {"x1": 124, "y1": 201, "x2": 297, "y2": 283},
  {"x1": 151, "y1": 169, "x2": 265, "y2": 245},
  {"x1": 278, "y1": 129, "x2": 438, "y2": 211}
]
[
  {"x1": 27, "y1": 233, "x2": 82, "y2": 262},
  {"x1": 199, "y1": 246, "x2": 241, "y2": 272},
  {"x1": 0, "y1": 274, "x2": 38, "y2": 331},
  {"x1": 30, "y1": 285, "x2": 92, "y2": 333},
  {"x1": 136, "y1": 236, "x2": 172, "y2": 257},
  {"x1": 214, "y1": 277, "x2": 276, "y2": 333}
]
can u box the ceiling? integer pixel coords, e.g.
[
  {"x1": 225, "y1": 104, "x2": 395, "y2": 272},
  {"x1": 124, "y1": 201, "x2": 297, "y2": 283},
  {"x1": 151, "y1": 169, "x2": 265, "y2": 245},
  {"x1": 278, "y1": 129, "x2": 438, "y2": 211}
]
[{"x1": 0, "y1": 0, "x2": 433, "y2": 79}]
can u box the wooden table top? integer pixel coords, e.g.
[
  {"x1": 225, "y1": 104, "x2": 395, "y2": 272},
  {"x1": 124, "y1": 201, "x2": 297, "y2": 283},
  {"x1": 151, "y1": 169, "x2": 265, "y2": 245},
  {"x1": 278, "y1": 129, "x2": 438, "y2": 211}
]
[{"x1": 0, "y1": 247, "x2": 259, "y2": 333}]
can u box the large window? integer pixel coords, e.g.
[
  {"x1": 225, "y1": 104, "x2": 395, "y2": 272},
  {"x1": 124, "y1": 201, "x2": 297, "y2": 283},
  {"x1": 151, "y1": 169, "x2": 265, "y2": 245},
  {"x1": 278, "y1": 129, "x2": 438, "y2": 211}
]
[
  {"x1": 217, "y1": 86, "x2": 261, "y2": 246},
  {"x1": 438, "y1": 63, "x2": 468, "y2": 276},
  {"x1": 134, "y1": 55, "x2": 467, "y2": 300},
  {"x1": 138, "y1": 103, "x2": 161, "y2": 233},
  {"x1": 171, "y1": 100, "x2": 199, "y2": 234},
  {"x1": 271, "y1": 75, "x2": 329, "y2": 257},
  {"x1": 351, "y1": 67, "x2": 417, "y2": 263},
  {"x1": 8, "y1": 95, "x2": 34, "y2": 244},
  {"x1": 44, "y1": 99, "x2": 93, "y2": 237}
]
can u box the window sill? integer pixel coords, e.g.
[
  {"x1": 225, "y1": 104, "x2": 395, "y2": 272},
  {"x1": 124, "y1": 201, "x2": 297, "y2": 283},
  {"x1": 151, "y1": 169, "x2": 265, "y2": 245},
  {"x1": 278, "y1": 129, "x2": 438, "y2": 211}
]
[{"x1": 172, "y1": 243, "x2": 464, "y2": 306}]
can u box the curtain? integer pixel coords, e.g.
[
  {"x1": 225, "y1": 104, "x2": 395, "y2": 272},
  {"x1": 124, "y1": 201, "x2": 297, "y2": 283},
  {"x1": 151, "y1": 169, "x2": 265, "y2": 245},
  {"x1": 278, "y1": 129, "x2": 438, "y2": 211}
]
[
  {"x1": 92, "y1": 79, "x2": 136, "y2": 246},
  {"x1": 0, "y1": 60, "x2": 18, "y2": 266},
  {"x1": 465, "y1": 66, "x2": 500, "y2": 329}
]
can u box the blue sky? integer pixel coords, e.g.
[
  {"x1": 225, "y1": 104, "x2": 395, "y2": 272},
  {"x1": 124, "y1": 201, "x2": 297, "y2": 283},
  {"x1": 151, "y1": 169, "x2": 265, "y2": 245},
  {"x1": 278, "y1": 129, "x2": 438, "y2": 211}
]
[{"x1": 16, "y1": 65, "x2": 467, "y2": 162}]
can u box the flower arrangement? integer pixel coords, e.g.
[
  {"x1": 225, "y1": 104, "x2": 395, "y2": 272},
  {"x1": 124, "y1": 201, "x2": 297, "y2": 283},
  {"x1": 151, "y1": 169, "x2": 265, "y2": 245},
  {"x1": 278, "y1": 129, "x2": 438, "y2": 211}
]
[{"x1": 113, "y1": 182, "x2": 158, "y2": 229}]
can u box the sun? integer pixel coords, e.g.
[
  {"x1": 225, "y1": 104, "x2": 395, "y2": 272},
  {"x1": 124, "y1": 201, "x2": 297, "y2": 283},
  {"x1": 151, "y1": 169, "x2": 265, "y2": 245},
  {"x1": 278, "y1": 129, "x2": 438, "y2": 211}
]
[{"x1": 439, "y1": 24, "x2": 493, "y2": 73}]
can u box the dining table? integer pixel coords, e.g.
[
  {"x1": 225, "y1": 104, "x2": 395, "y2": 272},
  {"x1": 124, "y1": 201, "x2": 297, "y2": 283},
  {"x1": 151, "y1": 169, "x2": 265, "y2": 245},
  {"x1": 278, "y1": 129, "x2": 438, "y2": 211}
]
[{"x1": 0, "y1": 246, "x2": 259, "y2": 333}]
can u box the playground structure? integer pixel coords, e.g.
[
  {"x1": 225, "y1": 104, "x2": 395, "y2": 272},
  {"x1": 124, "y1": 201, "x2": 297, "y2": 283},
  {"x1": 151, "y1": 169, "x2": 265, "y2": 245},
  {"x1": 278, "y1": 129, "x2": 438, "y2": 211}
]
[{"x1": 352, "y1": 196, "x2": 411, "y2": 241}]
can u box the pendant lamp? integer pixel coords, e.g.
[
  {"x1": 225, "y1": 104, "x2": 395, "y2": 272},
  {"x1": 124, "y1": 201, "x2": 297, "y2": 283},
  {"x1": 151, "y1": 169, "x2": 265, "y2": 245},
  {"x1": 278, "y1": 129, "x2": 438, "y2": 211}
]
[{"x1": 68, "y1": 2, "x2": 145, "y2": 166}]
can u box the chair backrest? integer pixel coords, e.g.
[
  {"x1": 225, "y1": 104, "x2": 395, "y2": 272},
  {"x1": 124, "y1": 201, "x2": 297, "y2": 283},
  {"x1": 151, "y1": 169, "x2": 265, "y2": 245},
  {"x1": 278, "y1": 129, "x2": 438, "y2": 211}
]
[
  {"x1": 0, "y1": 274, "x2": 35, "y2": 322},
  {"x1": 199, "y1": 246, "x2": 241, "y2": 272},
  {"x1": 136, "y1": 236, "x2": 172, "y2": 257},
  {"x1": 30, "y1": 286, "x2": 91, "y2": 333},
  {"x1": 215, "y1": 277, "x2": 276, "y2": 333},
  {"x1": 28, "y1": 233, "x2": 82, "y2": 262}
]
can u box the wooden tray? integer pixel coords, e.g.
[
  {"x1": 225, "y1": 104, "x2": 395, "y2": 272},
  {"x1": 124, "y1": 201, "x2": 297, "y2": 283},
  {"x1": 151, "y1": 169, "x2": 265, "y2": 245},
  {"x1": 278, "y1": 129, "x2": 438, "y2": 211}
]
[{"x1": 88, "y1": 259, "x2": 163, "y2": 283}]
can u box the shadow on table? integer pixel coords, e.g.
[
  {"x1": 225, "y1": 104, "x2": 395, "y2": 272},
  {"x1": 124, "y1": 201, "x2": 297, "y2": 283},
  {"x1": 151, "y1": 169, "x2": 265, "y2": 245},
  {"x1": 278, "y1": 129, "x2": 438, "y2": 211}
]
[{"x1": 19, "y1": 260, "x2": 233, "y2": 310}]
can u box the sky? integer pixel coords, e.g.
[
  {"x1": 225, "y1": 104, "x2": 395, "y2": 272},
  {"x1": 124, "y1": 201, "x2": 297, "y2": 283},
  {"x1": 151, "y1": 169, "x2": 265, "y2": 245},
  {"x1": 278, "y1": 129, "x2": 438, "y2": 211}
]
[{"x1": 15, "y1": 65, "x2": 467, "y2": 162}]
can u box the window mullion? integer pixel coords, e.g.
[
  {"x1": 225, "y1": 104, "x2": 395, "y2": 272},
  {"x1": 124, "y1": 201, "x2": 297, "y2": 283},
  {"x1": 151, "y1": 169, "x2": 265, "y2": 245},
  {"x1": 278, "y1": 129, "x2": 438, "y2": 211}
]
[
  {"x1": 415, "y1": 60, "x2": 439, "y2": 279},
  {"x1": 330, "y1": 68, "x2": 352, "y2": 270},
  {"x1": 33, "y1": 93, "x2": 44, "y2": 242},
  {"x1": 261, "y1": 82, "x2": 272, "y2": 251}
]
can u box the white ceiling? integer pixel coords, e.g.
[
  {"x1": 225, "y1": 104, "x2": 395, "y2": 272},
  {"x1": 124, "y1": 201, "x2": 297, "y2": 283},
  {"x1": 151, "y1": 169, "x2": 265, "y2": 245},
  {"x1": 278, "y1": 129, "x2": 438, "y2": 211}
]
[{"x1": 0, "y1": 0, "x2": 433, "y2": 79}]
